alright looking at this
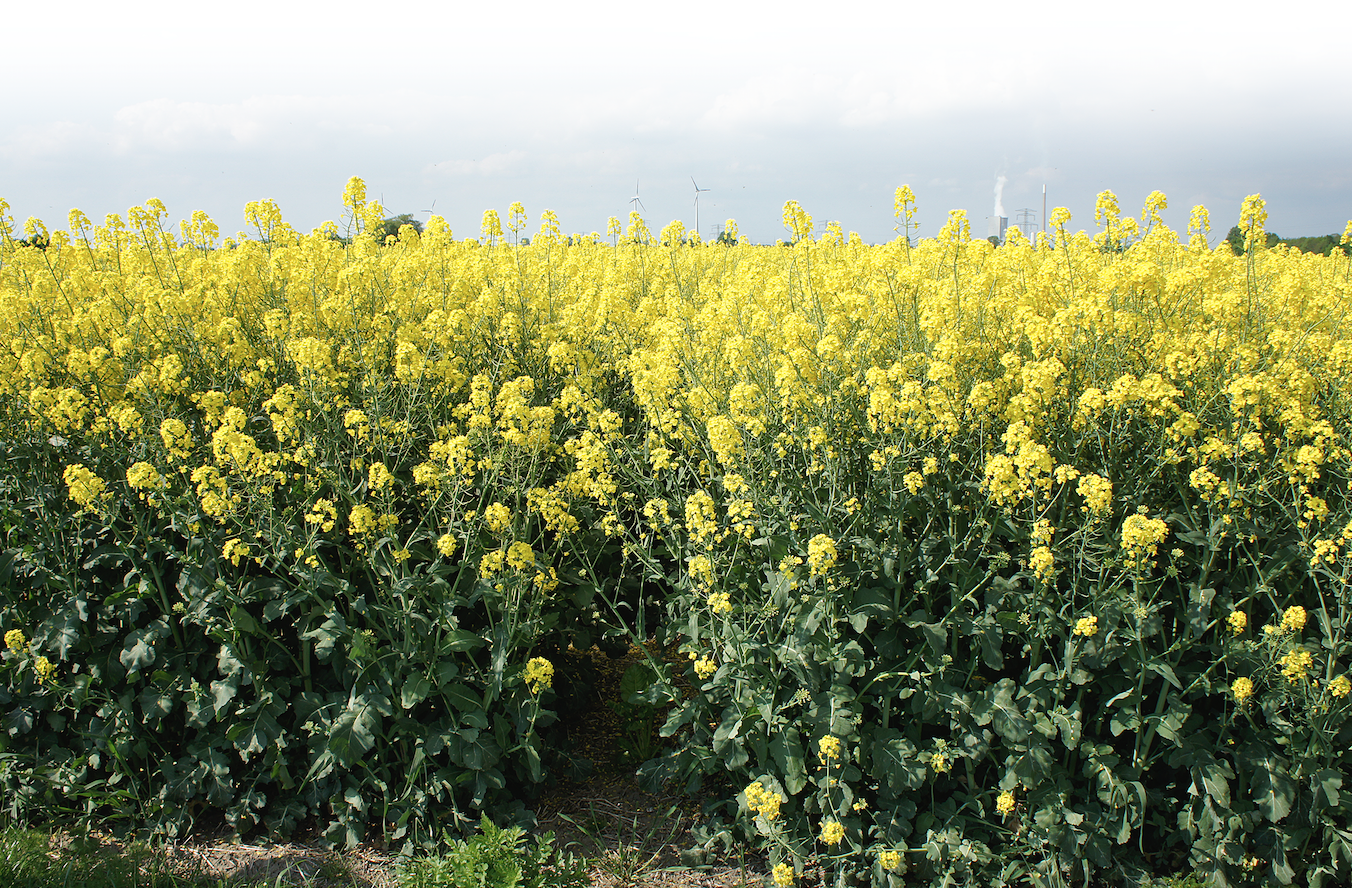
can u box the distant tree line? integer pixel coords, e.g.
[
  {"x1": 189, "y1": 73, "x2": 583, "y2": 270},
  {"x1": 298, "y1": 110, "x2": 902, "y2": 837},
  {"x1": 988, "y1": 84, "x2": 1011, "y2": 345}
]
[{"x1": 1225, "y1": 226, "x2": 1351, "y2": 256}]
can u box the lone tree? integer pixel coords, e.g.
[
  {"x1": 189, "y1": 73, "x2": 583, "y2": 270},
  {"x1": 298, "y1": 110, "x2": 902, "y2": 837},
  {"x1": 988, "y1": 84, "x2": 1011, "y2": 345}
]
[{"x1": 372, "y1": 213, "x2": 424, "y2": 244}]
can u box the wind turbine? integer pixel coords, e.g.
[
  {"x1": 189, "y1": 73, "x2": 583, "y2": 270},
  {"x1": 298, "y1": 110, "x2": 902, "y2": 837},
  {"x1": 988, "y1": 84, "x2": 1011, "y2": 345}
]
[
  {"x1": 421, "y1": 200, "x2": 437, "y2": 220},
  {"x1": 629, "y1": 180, "x2": 646, "y2": 216},
  {"x1": 692, "y1": 177, "x2": 710, "y2": 238}
]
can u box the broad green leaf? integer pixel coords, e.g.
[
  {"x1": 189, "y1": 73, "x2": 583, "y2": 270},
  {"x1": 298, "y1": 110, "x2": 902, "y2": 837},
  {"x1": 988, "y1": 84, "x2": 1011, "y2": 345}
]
[
  {"x1": 137, "y1": 686, "x2": 174, "y2": 722},
  {"x1": 973, "y1": 679, "x2": 1029, "y2": 743},
  {"x1": 120, "y1": 620, "x2": 167, "y2": 671},
  {"x1": 1253, "y1": 756, "x2": 1296, "y2": 823},
  {"x1": 228, "y1": 605, "x2": 264, "y2": 637},
  {"x1": 1147, "y1": 661, "x2": 1183, "y2": 690},
  {"x1": 401, "y1": 674, "x2": 432, "y2": 710},
  {"x1": 1052, "y1": 706, "x2": 1082, "y2": 750},
  {"x1": 1312, "y1": 768, "x2": 1342, "y2": 811},
  {"x1": 872, "y1": 729, "x2": 924, "y2": 791},
  {"x1": 327, "y1": 692, "x2": 389, "y2": 768},
  {"x1": 441, "y1": 629, "x2": 486, "y2": 653},
  {"x1": 770, "y1": 726, "x2": 807, "y2": 795},
  {"x1": 907, "y1": 615, "x2": 947, "y2": 659},
  {"x1": 1199, "y1": 761, "x2": 1233, "y2": 809},
  {"x1": 227, "y1": 709, "x2": 283, "y2": 758},
  {"x1": 210, "y1": 679, "x2": 239, "y2": 715},
  {"x1": 441, "y1": 682, "x2": 483, "y2": 713},
  {"x1": 3, "y1": 708, "x2": 34, "y2": 737}
]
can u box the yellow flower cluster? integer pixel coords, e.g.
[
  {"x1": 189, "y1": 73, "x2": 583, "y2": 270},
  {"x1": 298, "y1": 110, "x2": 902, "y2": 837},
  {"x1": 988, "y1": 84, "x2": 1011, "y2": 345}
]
[
  {"x1": 1030, "y1": 546, "x2": 1055, "y2": 581},
  {"x1": 819, "y1": 820, "x2": 845, "y2": 846},
  {"x1": 1280, "y1": 649, "x2": 1313, "y2": 683},
  {"x1": 1076, "y1": 474, "x2": 1113, "y2": 519},
  {"x1": 1227, "y1": 611, "x2": 1247, "y2": 635},
  {"x1": 995, "y1": 790, "x2": 1016, "y2": 816},
  {"x1": 772, "y1": 862, "x2": 795, "y2": 886},
  {"x1": 1231, "y1": 676, "x2": 1254, "y2": 702},
  {"x1": 693, "y1": 656, "x2": 717, "y2": 679},
  {"x1": 33, "y1": 657, "x2": 56, "y2": 684},
  {"x1": 523, "y1": 656, "x2": 554, "y2": 693},
  {"x1": 1280, "y1": 606, "x2": 1307, "y2": 632},
  {"x1": 1121, "y1": 514, "x2": 1169, "y2": 569},
  {"x1": 5, "y1": 629, "x2": 26, "y2": 654},
  {"x1": 818, "y1": 735, "x2": 842, "y2": 761},
  {"x1": 63, "y1": 464, "x2": 108, "y2": 511},
  {"x1": 745, "y1": 781, "x2": 783, "y2": 820},
  {"x1": 484, "y1": 502, "x2": 512, "y2": 533},
  {"x1": 806, "y1": 534, "x2": 838, "y2": 576},
  {"x1": 1074, "y1": 616, "x2": 1098, "y2": 637}
]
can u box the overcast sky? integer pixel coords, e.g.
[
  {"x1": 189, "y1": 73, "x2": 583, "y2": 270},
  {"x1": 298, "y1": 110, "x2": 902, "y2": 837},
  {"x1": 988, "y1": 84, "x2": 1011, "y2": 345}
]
[{"x1": 4, "y1": 0, "x2": 1349, "y2": 245}]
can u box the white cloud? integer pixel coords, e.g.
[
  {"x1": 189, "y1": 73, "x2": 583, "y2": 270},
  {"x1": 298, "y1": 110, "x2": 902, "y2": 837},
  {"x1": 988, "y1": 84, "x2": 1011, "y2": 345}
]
[{"x1": 426, "y1": 151, "x2": 529, "y2": 178}]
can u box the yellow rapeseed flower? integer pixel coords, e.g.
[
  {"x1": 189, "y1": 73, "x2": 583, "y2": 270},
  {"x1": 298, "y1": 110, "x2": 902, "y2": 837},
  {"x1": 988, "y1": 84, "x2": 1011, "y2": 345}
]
[
  {"x1": 818, "y1": 735, "x2": 842, "y2": 761},
  {"x1": 1280, "y1": 649, "x2": 1312, "y2": 683},
  {"x1": 484, "y1": 502, "x2": 512, "y2": 533},
  {"x1": 996, "y1": 790, "x2": 1016, "y2": 816},
  {"x1": 505, "y1": 541, "x2": 535, "y2": 572},
  {"x1": 523, "y1": 657, "x2": 554, "y2": 693},
  {"x1": 1227, "y1": 611, "x2": 1247, "y2": 635},
  {"x1": 1231, "y1": 676, "x2": 1254, "y2": 701},
  {"x1": 1280, "y1": 606, "x2": 1307, "y2": 632},
  {"x1": 806, "y1": 534, "x2": 838, "y2": 576},
  {"x1": 772, "y1": 862, "x2": 794, "y2": 887},
  {"x1": 745, "y1": 781, "x2": 783, "y2": 820},
  {"x1": 707, "y1": 591, "x2": 732, "y2": 614},
  {"x1": 693, "y1": 656, "x2": 717, "y2": 679},
  {"x1": 63, "y1": 464, "x2": 108, "y2": 510},
  {"x1": 1074, "y1": 616, "x2": 1098, "y2": 637},
  {"x1": 819, "y1": 820, "x2": 845, "y2": 846},
  {"x1": 33, "y1": 657, "x2": 56, "y2": 684},
  {"x1": 5, "y1": 629, "x2": 26, "y2": 655},
  {"x1": 1030, "y1": 546, "x2": 1055, "y2": 581}
]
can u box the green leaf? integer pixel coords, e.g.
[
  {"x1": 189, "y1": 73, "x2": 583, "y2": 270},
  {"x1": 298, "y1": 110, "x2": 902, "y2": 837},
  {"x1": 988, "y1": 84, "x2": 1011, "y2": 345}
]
[
  {"x1": 1312, "y1": 768, "x2": 1342, "y2": 811},
  {"x1": 1199, "y1": 761, "x2": 1233, "y2": 809},
  {"x1": 524, "y1": 743, "x2": 543, "y2": 784},
  {"x1": 619, "y1": 662, "x2": 657, "y2": 700},
  {"x1": 872, "y1": 729, "x2": 924, "y2": 791},
  {"x1": 227, "y1": 708, "x2": 283, "y2": 758},
  {"x1": 770, "y1": 726, "x2": 807, "y2": 795},
  {"x1": 211, "y1": 679, "x2": 239, "y2": 715},
  {"x1": 1052, "y1": 705, "x2": 1082, "y2": 750},
  {"x1": 1253, "y1": 755, "x2": 1296, "y2": 823},
  {"x1": 120, "y1": 619, "x2": 168, "y2": 671},
  {"x1": 327, "y1": 691, "x2": 390, "y2": 768},
  {"x1": 3, "y1": 708, "x2": 34, "y2": 737},
  {"x1": 302, "y1": 614, "x2": 346, "y2": 663},
  {"x1": 1147, "y1": 661, "x2": 1183, "y2": 690},
  {"x1": 442, "y1": 629, "x2": 487, "y2": 653},
  {"x1": 401, "y1": 674, "x2": 432, "y2": 710},
  {"x1": 908, "y1": 614, "x2": 947, "y2": 659},
  {"x1": 228, "y1": 605, "x2": 264, "y2": 637},
  {"x1": 137, "y1": 686, "x2": 175, "y2": 722},
  {"x1": 442, "y1": 682, "x2": 483, "y2": 712},
  {"x1": 972, "y1": 679, "x2": 1028, "y2": 743}
]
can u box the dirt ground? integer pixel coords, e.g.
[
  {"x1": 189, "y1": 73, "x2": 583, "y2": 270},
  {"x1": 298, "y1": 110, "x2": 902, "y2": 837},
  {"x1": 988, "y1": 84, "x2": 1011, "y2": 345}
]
[{"x1": 145, "y1": 642, "x2": 768, "y2": 888}]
